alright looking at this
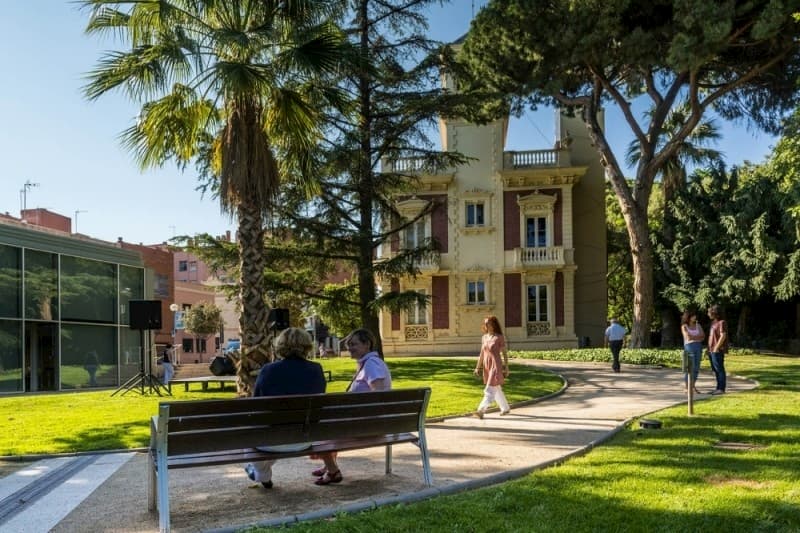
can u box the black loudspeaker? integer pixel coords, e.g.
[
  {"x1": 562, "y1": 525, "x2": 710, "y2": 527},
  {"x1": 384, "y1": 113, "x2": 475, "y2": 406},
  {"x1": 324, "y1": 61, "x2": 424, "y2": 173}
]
[
  {"x1": 267, "y1": 308, "x2": 290, "y2": 330},
  {"x1": 129, "y1": 300, "x2": 163, "y2": 330},
  {"x1": 209, "y1": 355, "x2": 236, "y2": 376}
]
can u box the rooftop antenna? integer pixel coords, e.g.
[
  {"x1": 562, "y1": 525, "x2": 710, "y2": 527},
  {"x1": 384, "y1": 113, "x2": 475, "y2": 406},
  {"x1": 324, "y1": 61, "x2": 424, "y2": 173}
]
[
  {"x1": 74, "y1": 210, "x2": 87, "y2": 234},
  {"x1": 20, "y1": 180, "x2": 39, "y2": 214}
]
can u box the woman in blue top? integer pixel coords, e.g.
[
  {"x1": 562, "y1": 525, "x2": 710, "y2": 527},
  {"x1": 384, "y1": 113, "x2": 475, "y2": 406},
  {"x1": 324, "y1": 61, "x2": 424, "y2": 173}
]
[
  {"x1": 244, "y1": 328, "x2": 326, "y2": 489},
  {"x1": 311, "y1": 328, "x2": 392, "y2": 486}
]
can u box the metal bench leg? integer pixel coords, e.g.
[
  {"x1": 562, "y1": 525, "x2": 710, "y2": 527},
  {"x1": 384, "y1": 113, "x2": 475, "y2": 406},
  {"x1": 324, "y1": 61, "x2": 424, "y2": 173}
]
[
  {"x1": 157, "y1": 449, "x2": 170, "y2": 532},
  {"x1": 418, "y1": 432, "x2": 433, "y2": 486},
  {"x1": 147, "y1": 453, "x2": 156, "y2": 512},
  {"x1": 385, "y1": 445, "x2": 392, "y2": 475},
  {"x1": 184, "y1": 383, "x2": 189, "y2": 392}
]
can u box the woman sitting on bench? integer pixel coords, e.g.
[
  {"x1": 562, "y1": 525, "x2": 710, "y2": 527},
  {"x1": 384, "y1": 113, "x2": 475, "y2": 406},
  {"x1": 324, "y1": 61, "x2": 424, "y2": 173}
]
[
  {"x1": 311, "y1": 328, "x2": 392, "y2": 486},
  {"x1": 244, "y1": 328, "x2": 327, "y2": 489}
]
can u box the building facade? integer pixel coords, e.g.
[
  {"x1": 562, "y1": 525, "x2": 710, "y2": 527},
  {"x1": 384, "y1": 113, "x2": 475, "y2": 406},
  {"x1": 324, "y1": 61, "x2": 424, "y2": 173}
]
[
  {"x1": 378, "y1": 104, "x2": 607, "y2": 355},
  {"x1": 0, "y1": 219, "x2": 147, "y2": 393}
]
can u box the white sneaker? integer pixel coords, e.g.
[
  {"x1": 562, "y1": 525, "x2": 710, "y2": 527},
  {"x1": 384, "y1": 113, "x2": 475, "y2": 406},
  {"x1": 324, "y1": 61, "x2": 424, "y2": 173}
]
[{"x1": 500, "y1": 410, "x2": 511, "y2": 416}]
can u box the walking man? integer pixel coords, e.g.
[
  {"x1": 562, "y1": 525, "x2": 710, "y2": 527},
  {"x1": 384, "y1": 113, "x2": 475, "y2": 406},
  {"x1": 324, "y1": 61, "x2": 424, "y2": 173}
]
[{"x1": 604, "y1": 318, "x2": 627, "y2": 373}]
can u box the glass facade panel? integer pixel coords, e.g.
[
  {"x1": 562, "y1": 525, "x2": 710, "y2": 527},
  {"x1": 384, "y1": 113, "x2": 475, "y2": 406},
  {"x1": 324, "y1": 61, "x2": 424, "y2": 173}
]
[
  {"x1": 61, "y1": 256, "x2": 116, "y2": 324},
  {"x1": 0, "y1": 245, "x2": 22, "y2": 319},
  {"x1": 0, "y1": 320, "x2": 23, "y2": 393},
  {"x1": 119, "y1": 266, "x2": 145, "y2": 326},
  {"x1": 120, "y1": 327, "x2": 143, "y2": 383},
  {"x1": 60, "y1": 324, "x2": 117, "y2": 389},
  {"x1": 24, "y1": 249, "x2": 59, "y2": 321}
]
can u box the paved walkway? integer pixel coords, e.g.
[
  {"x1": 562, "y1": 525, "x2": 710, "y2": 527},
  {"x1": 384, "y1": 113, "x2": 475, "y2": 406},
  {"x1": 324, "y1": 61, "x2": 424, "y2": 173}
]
[{"x1": 0, "y1": 361, "x2": 755, "y2": 533}]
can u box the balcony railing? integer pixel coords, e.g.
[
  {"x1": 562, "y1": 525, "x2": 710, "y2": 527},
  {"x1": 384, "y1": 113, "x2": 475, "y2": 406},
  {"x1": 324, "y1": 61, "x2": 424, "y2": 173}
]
[
  {"x1": 415, "y1": 253, "x2": 441, "y2": 273},
  {"x1": 373, "y1": 250, "x2": 441, "y2": 273},
  {"x1": 516, "y1": 246, "x2": 565, "y2": 267},
  {"x1": 503, "y1": 149, "x2": 570, "y2": 169},
  {"x1": 383, "y1": 156, "x2": 447, "y2": 174}
]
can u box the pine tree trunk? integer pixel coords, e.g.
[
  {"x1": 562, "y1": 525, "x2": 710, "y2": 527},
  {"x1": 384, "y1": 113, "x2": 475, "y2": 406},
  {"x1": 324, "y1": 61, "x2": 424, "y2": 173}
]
[
  {"x1": 235, "y1": 200, "x2": 270, "y2": 397},
  {"x1": 660, "y1": 308, "x2": 680, "y2": 348},
  {"x1": 354, "y1": 0, "x2": 383, "y2": 354}
]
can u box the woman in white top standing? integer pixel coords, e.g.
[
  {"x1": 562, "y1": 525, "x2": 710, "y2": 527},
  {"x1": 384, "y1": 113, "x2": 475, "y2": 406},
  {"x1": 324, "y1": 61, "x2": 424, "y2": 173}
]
[{"x1": 681, "y1": 310, "x2": 705, "y2": 393}]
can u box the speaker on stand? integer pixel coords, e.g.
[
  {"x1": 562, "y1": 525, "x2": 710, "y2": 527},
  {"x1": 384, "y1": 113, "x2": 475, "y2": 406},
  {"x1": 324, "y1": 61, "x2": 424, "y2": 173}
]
[{"x1": 112, "y1": 300, "x2": 172, "y2": 397}]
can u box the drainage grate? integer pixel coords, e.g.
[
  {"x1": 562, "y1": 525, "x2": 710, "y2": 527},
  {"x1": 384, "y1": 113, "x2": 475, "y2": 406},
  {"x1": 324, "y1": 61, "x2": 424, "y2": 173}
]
[{"x1": 0, "y1": 454, "x2": 98, "y2": 525}]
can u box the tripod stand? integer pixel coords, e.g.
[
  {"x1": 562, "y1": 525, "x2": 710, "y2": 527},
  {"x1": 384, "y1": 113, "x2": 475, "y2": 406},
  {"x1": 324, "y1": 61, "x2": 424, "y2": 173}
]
[{"x1": 111, "y1": 329, "x2": 172, "y2": 397}]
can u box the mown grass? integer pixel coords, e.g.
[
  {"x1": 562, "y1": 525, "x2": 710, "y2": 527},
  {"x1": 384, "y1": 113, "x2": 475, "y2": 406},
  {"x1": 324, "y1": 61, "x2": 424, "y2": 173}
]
[
  {"x1": 248, "y1": 351, "x2": 800, "y2": 533},
  {"x1": 0, "y1": 357, "x2": 562, "y2": 456}
]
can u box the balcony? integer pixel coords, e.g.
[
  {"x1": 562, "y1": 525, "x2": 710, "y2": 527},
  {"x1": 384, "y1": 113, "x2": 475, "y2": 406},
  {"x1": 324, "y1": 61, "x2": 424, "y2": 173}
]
[
  {"x1": 515, "y1": 246, "x2": 565, "y2": 268},
  {"x1": 380, "y1": 157, "x2": 454, "y2": 191},
  {"x1": 503, "y1": 149, "x2": 571, "y2": 169},
  {"x1": 374, "y1": 250, "x2": 441, "y2": 274}
]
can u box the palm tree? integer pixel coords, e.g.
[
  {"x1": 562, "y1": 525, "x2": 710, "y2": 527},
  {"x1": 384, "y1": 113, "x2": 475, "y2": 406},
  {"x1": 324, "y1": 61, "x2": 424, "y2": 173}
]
[
  {"x1": 626, "y1": 103, "x2": 723, "y2": 346},
  {"x1": 82, "y1": 0, "x2": 346, "y2": 395}
]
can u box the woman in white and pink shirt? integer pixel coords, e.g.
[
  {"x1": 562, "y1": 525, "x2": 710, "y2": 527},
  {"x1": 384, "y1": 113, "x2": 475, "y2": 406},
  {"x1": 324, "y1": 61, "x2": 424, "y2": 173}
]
[{"x1": 681, "y1": 310, "x2": 705, "y2": 393}]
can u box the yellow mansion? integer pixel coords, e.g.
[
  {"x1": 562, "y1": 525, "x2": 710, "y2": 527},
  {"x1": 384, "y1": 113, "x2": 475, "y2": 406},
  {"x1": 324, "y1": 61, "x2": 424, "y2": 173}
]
[{"x1": 378, "y1": 104, "x2": 607, "y2": 355}]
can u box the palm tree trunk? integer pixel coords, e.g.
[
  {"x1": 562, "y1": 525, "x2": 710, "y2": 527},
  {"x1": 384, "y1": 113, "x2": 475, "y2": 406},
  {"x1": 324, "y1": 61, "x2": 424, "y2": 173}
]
[{"x1": 236, "y1": 200, "x2": 270, "y2": 396}]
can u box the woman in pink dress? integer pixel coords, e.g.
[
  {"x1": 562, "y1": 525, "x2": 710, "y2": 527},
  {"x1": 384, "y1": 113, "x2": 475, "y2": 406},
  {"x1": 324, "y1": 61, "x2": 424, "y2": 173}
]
[{"x1": 473, "y1": 315, "x2": 510, "y2": 418}]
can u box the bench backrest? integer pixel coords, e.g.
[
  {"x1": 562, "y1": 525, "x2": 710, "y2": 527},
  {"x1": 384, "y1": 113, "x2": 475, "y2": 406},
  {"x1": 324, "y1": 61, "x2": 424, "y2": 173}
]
[{"x1": 154, "y1": 388, "x2": 431, "y2": 456}]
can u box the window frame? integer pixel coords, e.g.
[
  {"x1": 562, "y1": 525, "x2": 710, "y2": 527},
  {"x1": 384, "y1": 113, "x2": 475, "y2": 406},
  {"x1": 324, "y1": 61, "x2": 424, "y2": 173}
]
[
  {"x1": 406, "y1": 289, "x2": 428, "y2": 325},
  {"x1": 466, "y1": 279, "x2": 488, "y2": 305},
  {"x1": 526, "y1": 283, "x2": 549, "y2": 323},
  {"x1": 465, "y1": 200, "x2": 485, "y2": 227}
]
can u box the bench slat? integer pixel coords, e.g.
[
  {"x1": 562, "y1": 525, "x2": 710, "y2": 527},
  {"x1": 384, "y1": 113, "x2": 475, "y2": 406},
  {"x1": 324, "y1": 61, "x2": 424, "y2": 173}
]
[
  {"x1": 165, "y1": 433, "x2": 419, "y2": 469},
  {"x1": 166, "y1": 413, "x2": 422, "y2": 455},
  {"x1": 166, "y1": 400, "x2": 425, "y2": 433},
  {"x1": 163, "y1": 389, "x2": 427, "y2": 417}
]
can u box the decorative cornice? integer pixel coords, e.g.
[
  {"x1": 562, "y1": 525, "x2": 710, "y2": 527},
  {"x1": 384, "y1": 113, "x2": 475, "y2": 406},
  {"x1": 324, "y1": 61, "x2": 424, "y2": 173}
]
[
  {"x1": 501, "y1": 166, "x2": 588, "y2": 188},
  {"x1": 417, "y1": 173, "x2": 455, "y2": 191},
  {"x1": 463, "y1": 187, "x2": 493, "y2": 198}
]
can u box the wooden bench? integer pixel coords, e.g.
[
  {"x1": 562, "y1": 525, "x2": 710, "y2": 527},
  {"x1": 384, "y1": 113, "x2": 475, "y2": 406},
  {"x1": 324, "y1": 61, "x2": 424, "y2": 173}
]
[{"x1": 148, "y1": 388, "x2": 432, "y2": 532}]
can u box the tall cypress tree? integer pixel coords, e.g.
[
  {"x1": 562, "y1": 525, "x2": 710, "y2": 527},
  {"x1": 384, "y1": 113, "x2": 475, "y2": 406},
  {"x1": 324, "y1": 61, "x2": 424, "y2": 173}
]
[{"x1": 269, "y1": 0, "x2": 470, "y2": 351}]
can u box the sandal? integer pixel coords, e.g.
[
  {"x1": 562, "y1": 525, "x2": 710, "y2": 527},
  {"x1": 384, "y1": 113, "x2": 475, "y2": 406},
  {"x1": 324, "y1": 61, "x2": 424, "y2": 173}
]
[
  {"x1": 314, "y1": 470, "x2": 343, "y2": 486},
  {"x1": 311, "y1": 466, "x2": 327, "y2": 477}
]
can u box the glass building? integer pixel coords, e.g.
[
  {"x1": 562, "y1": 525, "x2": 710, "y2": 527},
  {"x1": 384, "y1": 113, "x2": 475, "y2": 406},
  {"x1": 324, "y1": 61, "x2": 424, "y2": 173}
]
[{"x1": 0, "y1": 223, "x2": 147, "y2": 394}]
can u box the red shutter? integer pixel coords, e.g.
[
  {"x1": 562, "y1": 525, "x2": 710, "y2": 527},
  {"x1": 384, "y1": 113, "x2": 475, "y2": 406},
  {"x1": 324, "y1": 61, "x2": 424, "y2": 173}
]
[
  {"x1": 503, "y1": 191, "x2": 519, "y2": 250},
  {"x1": 504, "y1": 273, "x2": 521, "y2": 327},
  {"x1": 391, "y1": 279, "x2": 400, "y2": 330},
  {"x1": 432, "y1": 276, "x2": 449, "y2": 329},
  {"x1": 430, "y1": 195, "x2": 448, "y2": 253}
]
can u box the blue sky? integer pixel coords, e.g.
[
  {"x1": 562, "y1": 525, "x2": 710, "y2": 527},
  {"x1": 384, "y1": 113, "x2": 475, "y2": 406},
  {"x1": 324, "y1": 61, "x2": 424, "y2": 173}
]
[{"x1": 0, "y1": 1, "x2": 778, "y2": 245}]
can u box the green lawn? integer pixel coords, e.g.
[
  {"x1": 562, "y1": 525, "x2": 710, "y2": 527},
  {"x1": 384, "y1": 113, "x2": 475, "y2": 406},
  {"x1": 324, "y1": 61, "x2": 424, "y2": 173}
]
[
  {"x1": 0, "y1": 357, "x2": 562, "y2": 456},
  {"x1": 248, "y1": 351, "x2": 800, "y2": 533}
]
